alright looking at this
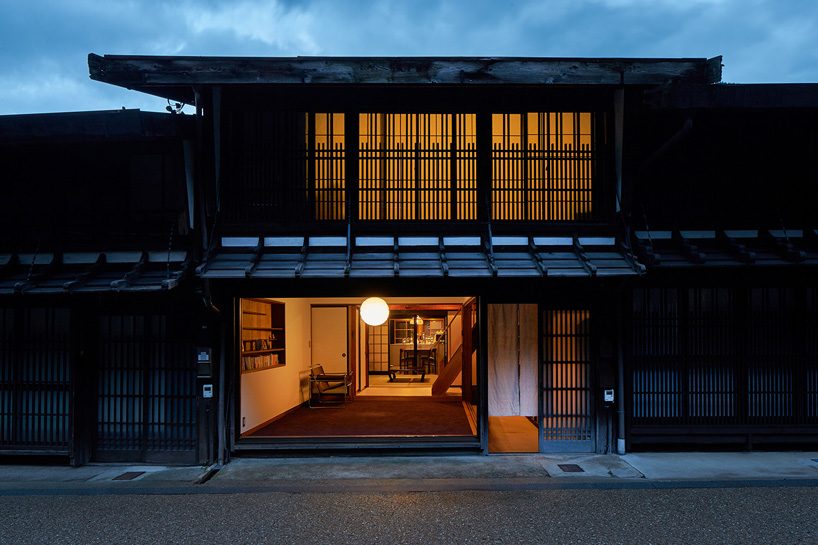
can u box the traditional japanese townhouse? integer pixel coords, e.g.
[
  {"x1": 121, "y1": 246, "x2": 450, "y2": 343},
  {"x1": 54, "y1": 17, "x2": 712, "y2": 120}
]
[
  {"x1": 85, "y1": 55, "x2": 715, "y2": 459},
  {"x1": 1, "y1": 55, "x2": 816, "y2": 466},
  {"x1": 0, "y1": 109, "x2": 211, "y2": 465}
]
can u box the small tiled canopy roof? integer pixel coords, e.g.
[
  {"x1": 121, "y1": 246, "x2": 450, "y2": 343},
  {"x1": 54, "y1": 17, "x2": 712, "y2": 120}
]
[
  {"x1": 197, "y1": 235, "x2": 644, "y2": 279},
  {"x1": 0, "y1": 251, "x2": 192, "y2": 295},
  {"x1": 632, "y1": 229, "x2": 818, "y2": 268}
]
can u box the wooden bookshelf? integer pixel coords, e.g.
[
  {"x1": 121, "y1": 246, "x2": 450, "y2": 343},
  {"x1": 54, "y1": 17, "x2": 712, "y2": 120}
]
[{"x1": 240, "y1": 298, "x2": 285, "y2": 373}]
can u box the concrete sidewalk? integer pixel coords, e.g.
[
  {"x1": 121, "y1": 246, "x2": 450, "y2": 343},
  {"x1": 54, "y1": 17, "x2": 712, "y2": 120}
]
[{"x1": 1, "y1": 451, "x2": 817, "y2": 492}]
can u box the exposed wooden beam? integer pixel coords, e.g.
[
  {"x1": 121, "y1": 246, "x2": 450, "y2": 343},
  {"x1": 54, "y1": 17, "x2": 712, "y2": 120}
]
[
  {"x1": 388, "y1": 304, "x2": 462, "y2": 311},
  {"x1": 646, "y1": 82, "x2": 818, "y2": 109},
  {"x1": 88, "y1": 54, "x2": 721, "y2": 91}
]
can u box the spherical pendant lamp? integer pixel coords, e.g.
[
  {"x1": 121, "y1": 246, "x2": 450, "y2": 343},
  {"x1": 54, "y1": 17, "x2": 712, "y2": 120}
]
[{"x1": 361, "y1": 297, "x2": 390, "y2": 326}]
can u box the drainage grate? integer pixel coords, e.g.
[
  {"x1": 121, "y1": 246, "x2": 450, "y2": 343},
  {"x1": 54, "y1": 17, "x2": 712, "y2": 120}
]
[
  {"x1": 113, "y1": 471, "x2": 145, "y2": 481},
  {"x1": 558, "y1": 464, "x2": 584, "y2": 473}
]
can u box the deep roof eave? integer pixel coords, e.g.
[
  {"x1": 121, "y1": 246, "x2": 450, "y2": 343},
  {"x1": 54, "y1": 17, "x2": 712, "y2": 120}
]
[{"x1": 88, "y1": 53, "x2": 723, "y2": 97}]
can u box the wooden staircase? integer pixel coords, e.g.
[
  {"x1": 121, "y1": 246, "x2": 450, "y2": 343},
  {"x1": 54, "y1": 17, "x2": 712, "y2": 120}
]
[{"x1": 431, "y1": 345, "x2": 462, "y2": 396}]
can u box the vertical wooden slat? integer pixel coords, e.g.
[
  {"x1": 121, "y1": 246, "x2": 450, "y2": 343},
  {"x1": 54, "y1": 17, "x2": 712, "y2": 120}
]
[{"x1": 542, "y1": 308, "x2": 592, "y2": 444}]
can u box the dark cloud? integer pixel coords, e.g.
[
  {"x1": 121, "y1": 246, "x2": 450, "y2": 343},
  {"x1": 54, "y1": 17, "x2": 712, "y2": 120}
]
[{"x1": 0, "y1": 0, "x2": 816, "y2": 114}]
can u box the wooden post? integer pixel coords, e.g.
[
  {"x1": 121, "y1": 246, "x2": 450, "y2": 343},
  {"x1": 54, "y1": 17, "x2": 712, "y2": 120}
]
[
  {"x1": 614, "y1": 88, "x2": 624, "y2": 214},
  {"x1": 476, "y1": 113, "x2": 492, "y2": 223},
  {"x1": 461, "y1": 300, "x2": 474, "y2": 403},
  {"x1": 345, "y1": 112, "x2": 359, "y2": 222}
]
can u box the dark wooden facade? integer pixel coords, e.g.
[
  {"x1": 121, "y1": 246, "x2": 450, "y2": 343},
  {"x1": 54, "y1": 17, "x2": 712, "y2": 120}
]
[
  {"x1": 1, "y1": 55, "x2": 817, "y2": 464},
  {"x1": 0, "y1": 111, "x2": 212, "y2": 465}
]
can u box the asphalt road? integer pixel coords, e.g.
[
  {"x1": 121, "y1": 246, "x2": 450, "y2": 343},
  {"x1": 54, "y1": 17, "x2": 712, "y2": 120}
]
[{"x1": 1, "y1": 486, "x2": 816, "y2": 544}]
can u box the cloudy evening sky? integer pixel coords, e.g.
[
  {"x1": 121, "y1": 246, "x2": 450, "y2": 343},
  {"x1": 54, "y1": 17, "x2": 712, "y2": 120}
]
[{"x1": 1, "y1": 0, "x2": 817, "y2": 115}]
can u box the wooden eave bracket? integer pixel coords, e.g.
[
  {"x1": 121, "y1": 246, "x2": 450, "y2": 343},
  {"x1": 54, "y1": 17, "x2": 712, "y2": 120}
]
[
  {"x1": 111, "y1": 251, "x2": 148, "y2": 291},
  {"x1": 161, "y1": 253, "x2": 195, "y2": 290},
  {"x1": 393, "y1": 241, "x2": 400, "y2": 277},
  {"x1": 528, "y1": 238, "x2": 546, "y2": 277},
  {"x1": 344, "y1": 224, "x2": 352, "y2": 277},
  {"x1": 763, "y1": 229, "x2": 806, "y2": 263},
  {"x1": 63, "y1": 253, "x2": 107, "y2": 292},
  {"x1": 717, "y1": 230, "x2": 755, "y2": 264},
  {"x1": 572, "y1": 238, "x2": 597, "y2": 276},
  {"x1": 632, "y1": 236, "x2": 660, "y2": 266},
  {"x1": 618, "y1": 241, "x2": 647, "y2": 274},
  {"x1": 439, "y1": 238, "x2": 449, "y2": 277},
  {"x1": 484, "y1": 237, "x2": 498, "y2": 277},
  {"x1": 673, "y1": 231, "x2": 706, "y2": 264},
  {"x1": 294, "y1": 241, "x2": 308, "y2": 278},
  {"x1": 244, "y1": 237, "x2": 263, "y2": 278},
  {"x1": 15, "y1": 252, "x2": 62, "y2": 294},
  {"x1": 195, "y1": 243, "x2": 218, "y2": 276}
]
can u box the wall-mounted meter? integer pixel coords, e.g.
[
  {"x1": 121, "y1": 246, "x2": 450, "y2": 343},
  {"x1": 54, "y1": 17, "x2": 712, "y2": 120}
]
[
  {"x1": 202, "y1": 384, "x2": 213, "y2": 399},
  {"x1": 603, "y1": 388, "x2": 615, "y2": 407},
  {"x1": 196, "y1": 347, "x2": 212, "y2": 378}
]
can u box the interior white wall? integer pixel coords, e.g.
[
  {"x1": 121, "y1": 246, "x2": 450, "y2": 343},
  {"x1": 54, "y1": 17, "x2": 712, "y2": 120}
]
[{"x1": 240, "y1": 298, "x2": 311, "y2": 433}]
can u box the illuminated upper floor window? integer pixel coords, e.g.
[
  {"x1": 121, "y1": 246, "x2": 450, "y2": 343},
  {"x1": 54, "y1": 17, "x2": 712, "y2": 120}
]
[
  {"x1": 225, "y1": 110, "x2": 603, "y2": 225},
  {"x1": 358, "y1": 113, "x2": 477, "y2": 221},
  {"x1": 492, "y1": 112, "x2": 594, "y2": 221},
  {"x1": 308, "y1": 113, "x2": 346, "y2": 220}
]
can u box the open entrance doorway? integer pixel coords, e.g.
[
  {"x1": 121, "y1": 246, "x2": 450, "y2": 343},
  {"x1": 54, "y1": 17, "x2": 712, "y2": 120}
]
[
  {"x1": 488, "y1": 304, "x2": 539, "y2": 453},
  {"x1": 488, "y1": 305, "x2": 594, "y2": 453},
  {"x1": 236, "y1": 296, "x2": 478, "y2": 444}
]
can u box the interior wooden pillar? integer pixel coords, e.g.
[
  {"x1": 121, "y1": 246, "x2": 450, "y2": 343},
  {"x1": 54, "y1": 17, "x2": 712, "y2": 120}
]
[{"x1": 461, "y1": 300, "x2": 473, "y2": 403}]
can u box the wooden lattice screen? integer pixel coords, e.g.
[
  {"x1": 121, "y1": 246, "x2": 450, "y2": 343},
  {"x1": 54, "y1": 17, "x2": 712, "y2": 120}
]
[
  {"x1": 0, "y1": 307, "x2": 72, "y2": 452},
  {"x1": 492, "y1": 113, "x2": 595, "y2": 221},
  {"x1": 96, "y1": 313, "x2": 197, "y2": 461},
  {"x1": 358, "y1": 113, "x2": 477, "y2": 221},
  {"x1": 224, "y1": 110, "x2": 606, "y2": 224},
  {"x1": 630, "y1": 287, "x2": 818, "y2": 434},
  {"x1": 542, "y1": 309, "x2": 593, "y2": 448}
]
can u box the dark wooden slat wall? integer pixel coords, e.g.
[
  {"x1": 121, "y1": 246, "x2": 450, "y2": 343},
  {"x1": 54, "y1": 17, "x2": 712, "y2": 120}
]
[
  {"x1": 0, "y1": 307, "x2": 71, "y2": 452},
  {"x1": 222, "y1": 110, "x2": 308, "y2": 224},
  {"x1": 95, "y1": 312, "x2": 197, "y2": 462},
  {"x1": 629, "y1": 286, "x2": 818, "y2": 445}
]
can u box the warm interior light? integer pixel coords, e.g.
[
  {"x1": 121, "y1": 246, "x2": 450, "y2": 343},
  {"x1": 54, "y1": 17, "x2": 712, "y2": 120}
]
[
  {"x1": 361, "y1": 297, "x2": 390, "y2": 326},
  {"x1": 415, "y1": 316, "x2": 424, "y2": 325}
]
